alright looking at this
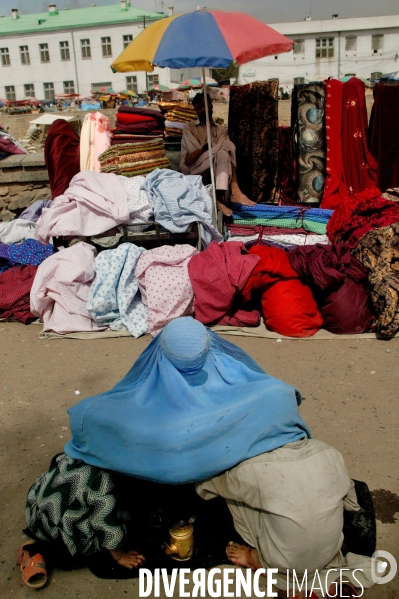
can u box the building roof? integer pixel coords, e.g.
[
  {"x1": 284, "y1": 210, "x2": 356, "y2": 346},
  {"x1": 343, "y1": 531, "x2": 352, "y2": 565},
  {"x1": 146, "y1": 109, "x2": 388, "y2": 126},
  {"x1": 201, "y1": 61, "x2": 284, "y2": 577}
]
[
  {"x1": 0, "y1": 3, "x2": 164, "y2": 36},
  {"x1": 272, "y1": 14, "x2": 399, "y2": 36}
]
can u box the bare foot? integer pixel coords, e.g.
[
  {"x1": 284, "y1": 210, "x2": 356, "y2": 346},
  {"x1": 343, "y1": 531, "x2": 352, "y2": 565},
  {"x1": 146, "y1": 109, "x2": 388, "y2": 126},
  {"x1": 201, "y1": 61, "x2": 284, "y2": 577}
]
[
  {"x1": 110, "y1": 549, "x2": 146, "y2": 570},
  {"x1": 226, "y1": 542, "x2": 263, "y2": 572},
  {"x1": 230, "y1": 189, "x2": 256, "y2": 206},
  {"x1": 217, "y1": 200, "x2": 233, "y2": 217}
]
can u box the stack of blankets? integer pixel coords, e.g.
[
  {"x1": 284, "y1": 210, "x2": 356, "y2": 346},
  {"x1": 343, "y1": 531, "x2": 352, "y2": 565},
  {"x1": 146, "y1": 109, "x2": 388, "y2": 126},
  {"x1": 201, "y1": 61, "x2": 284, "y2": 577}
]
[
  {"x1": 111, "y1": 107, "x2": 165, "y2": 146},
  {"x1": 164, "y1": 104, "x2": 197, "y2": 140},
  {"x1": 98, "y1": 138, "x2": 169, "y2": 177}
]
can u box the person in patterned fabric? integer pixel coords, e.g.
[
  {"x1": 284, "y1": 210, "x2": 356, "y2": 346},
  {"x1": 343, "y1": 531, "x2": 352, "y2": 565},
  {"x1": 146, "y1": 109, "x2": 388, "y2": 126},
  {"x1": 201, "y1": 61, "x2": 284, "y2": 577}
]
[{"x1": 17, "y1": 453, "x2": 145, "y2": 589}]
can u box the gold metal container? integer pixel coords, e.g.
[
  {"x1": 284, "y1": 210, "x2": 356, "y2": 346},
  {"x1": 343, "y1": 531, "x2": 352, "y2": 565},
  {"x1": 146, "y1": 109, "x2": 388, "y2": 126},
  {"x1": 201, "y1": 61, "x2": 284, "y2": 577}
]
[{"x1": 163, "y1": 520, "x2": 194, "y2": 561}]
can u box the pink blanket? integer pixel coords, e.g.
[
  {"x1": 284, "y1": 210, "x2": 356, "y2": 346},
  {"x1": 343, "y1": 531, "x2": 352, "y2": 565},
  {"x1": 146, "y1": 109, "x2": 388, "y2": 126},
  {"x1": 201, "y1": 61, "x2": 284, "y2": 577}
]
[
  {"x1": 35, "y1": 171, "x2": 130, "y2": 244},
  {"x1": 30, "y1": 243, "x2": 104, "y2": 334},
  {"x1": 136, "y1": 244, "x2": 198, "y2": 336}
]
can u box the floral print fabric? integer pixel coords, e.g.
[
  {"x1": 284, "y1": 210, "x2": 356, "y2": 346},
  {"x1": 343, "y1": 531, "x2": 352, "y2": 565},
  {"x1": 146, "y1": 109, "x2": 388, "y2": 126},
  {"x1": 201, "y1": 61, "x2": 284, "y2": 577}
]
[{"x1": 80, "y1": 111, "x2": 111, "y2": 173}]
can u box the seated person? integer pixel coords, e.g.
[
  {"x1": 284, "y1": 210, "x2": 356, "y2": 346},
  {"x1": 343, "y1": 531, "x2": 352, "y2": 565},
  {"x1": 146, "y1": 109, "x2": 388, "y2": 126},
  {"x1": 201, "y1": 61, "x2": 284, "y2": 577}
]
[
  {"x1": 180, "y1": 92, "x2": 255, "y2": 216},
  {"x1": 197, "y1": 439, "x2": 378, "y2": 597}
]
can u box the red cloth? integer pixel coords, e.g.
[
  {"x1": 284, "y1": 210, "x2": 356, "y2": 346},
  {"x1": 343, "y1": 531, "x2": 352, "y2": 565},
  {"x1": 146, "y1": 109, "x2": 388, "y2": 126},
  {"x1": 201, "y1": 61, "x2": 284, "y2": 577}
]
[
  {"x1": 320, "y1": 80, "x2": 348, "y2": 209},
  {"x1": 326, "y1": 186, "x2": 399, "y2": 248},
  {"x1": 278, "y1": 126, "x2": 297, "y2": 206},
  {"x1": 0, "y1": 265, "x2": 38, "y2": 324},
  {"x1": 44, "y1": 120, "x2": 80, "y2": 199},
  {"x1": 188, "y1": 241, "x2": 261, "y2": 326},
  {"x1": 114, "y1": 121, "x2": 165, "y2": 134},
  {"x1": 241, "y1": 246, "x2": 322, "y2": 337},
  {"x1": 341, "y1": 78, "x2": 378, "y2": 195},
  {"x1": 368, "y1": 83, "x2": 399, "y2": 193},
  {"x1": 116, "y1": 112, "x2": 158, "y2": 124},
  {"x1": 287, "y1": 243, "x2": 373, "y2": 334},
  {"x1": 118, "y1": 106, "x2": 165, "y2": 120}
]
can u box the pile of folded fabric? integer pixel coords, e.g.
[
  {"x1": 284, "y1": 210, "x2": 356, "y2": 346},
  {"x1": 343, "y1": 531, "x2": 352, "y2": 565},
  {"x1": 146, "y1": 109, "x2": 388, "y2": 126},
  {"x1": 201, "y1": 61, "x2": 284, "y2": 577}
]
[
  {"x1": 227, "y1": 203, "x2": 332, "y2": 249},
  {"x1": 112, "y1": 107, "x2": 165, "y2": 145},
  {"x1": 98, "y1": 138, "x2": 169, "y2": 177},
  {"x1": 164, "y1": 105, "x2": 197, "y2": 140}
]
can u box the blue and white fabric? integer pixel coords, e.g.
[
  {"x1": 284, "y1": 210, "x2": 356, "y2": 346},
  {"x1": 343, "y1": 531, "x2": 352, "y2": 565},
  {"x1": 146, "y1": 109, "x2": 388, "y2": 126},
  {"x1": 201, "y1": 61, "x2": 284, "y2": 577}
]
[
  {"x1": 87, "y1": 243, "x2": 148, "y2": 338},
  {"x1": 19, "y1": 200, "x2": 52, "y2": 223},
  {"x1": 65, "y1": 316, "x2": 311, "y2": 484},
  {"x1": 142, "y1": 169, "x2": 222, "y2": 248},
  {"x1": 118, "y1": 175, "x2": 154, "y2": 232}
]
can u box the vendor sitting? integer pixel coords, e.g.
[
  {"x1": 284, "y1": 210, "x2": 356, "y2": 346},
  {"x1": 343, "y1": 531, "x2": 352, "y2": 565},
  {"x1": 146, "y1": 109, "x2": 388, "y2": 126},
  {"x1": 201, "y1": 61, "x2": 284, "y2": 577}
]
[{"x1": 180, "y1": 92, "x2": 255, "y2": 216}]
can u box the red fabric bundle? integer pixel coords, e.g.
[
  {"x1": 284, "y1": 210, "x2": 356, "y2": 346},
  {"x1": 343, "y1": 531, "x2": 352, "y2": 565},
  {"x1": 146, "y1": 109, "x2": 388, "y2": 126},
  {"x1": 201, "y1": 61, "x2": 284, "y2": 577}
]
[
  {"x1": 188, "y1": 241, "x2": 261, "y2": 327},
  {"x1": 326, "y1": 186, "x2": 399, "y2": 248},
  {"x1": 44, "y1": 120, "x2": 80, "y2": 199},
  {"x1": 114, "y1": 121, "x2": 165, "y2": 134},
  {"x1": 0, "y1": 265, "x2": 38, "y2": 324},
  {"x1": 277, "y1": 126, "x2": 297, "y2": 206},
  {"x1": 116, "y1": 112, "x2": 158, "y2": 124},
  {"x1": 320, "y1": 79, "x2": 348, "y2": 210},
  {"x1": 241, "y1": 246, "x2": 322, "y2": 337},
  {"x1": 368, "y1": 83, "x2": 399, "y2": 193},
  {"x1": 287, "y1": 243, "x2": 373, "y2": 334},
  {"x1": 342, "y1": 78, "x2": 378, "y2": 195}
]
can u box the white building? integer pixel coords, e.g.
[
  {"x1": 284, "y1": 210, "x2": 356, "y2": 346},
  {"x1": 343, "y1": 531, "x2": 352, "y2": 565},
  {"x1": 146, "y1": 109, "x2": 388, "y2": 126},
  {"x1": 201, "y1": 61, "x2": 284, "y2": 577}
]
[
  {"x1": 0, "y1": 2, "x2": 177, "y2": 100},
  {"x1": 239, "y1": 15, "x2": 399, "y2": 86}
]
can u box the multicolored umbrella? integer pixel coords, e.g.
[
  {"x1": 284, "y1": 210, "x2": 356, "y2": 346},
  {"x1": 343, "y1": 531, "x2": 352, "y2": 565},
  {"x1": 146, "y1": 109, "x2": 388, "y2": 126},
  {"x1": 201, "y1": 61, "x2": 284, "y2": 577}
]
[
  {"x1": 119, "y1": 89, "x2": 137, "y2": 97},
  {"x1": 91, "y1": 86, "x2": 116, "y2": 95},
  {"x1": 148, "y1": 84, "x2": 170, "y2": 93},
  {"x1": 111, "y1": 9, "x2": 293, "y2": 72},
  {"x1": 193, "y1": 76, "x2": 218, "y2": 86},
  {"x1": 177, "y1": 79, "x2": 203, "y2": 90}
]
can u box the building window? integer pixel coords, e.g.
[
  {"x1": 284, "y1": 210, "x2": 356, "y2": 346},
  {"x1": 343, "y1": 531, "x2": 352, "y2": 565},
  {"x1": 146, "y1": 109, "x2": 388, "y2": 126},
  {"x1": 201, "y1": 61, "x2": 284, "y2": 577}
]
[
  {"x1": 372, "y1": 34, "x2": 383, "y2": 53},
  {"x1": 148, "y1": 74, "x2": 159, "y2": 86},
  {"x1": 123, "y1": 34, "x2": 133, "y2": 49},
  {"x1": 294, "y1": 77, "x2": 305, "y2": 85},
  {"x1": 0, "y1": 48, "x2": 11, "y2": 66},
  {"x1": 315, "y1": 38, "x2": 334, "y2": 58},
  {"x1": 101, "y1": 37, "x2": 112, "y2": 57},
  {"x1": 24, "y1": 84, "x2": 35, "y2": 98},
  {"x1": 81, "y1": 39, "x2": 91, "y2": 59},
  {"x1": 63, "y1": 80, "x2": 75, "y2": 94},
  {"x1": 20, "y1": 45, "x2": 30, "y2": 65},
  {"x1": 5, "y1": 85, "x2": 16, "y2": 101},
  {"x1": 293, "y1": 39, "x2": 305, "y2": 54},
  {"x1": 60, "y1": 41, "x2": 70, "y2": 61},
  {"x1": 39, "y1": 43, "x2": 50, "y2": 63},
  {"x1": 43, "y1": 82, "x2": 55, "y2": 100},
  {"x1": 345, "y1": 36, "x2": 357, "y2": 52},
  {"x1": 126, "y1": 76, "x2": 138, "y2": 93},
  {"x1": 91, "y1": 81, "x2": 112, "y2": 90}
]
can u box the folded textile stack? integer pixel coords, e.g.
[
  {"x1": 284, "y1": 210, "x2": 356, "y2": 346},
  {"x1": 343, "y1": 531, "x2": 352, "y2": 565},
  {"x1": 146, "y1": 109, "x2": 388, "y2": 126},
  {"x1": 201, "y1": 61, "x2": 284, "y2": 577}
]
[
  {"x1": 98, "y1": 138, "x2": 169, "y2": 177},
  {"x1": 230, "y1": 204, "x2": 333, "y2": 236},
  {"x1": 164, "y1": 105, "x2": 197, "y2": 140},
  {"x1": 112, "y1": 107, "x2": 165, "y2": 146}
]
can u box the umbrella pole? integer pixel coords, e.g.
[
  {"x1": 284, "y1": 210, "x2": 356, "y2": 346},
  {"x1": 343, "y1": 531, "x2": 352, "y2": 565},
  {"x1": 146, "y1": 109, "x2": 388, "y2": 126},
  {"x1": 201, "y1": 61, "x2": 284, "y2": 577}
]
[{"x1": 202, "y1": 68, "x2": 218, "y2": 227}]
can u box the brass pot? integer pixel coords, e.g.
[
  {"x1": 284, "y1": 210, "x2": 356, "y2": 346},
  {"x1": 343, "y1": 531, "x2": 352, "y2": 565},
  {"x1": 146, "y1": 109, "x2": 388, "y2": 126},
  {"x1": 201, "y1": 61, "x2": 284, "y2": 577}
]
[{"x1": 163, "y1": 520, "x2": 194, "y2": 561}]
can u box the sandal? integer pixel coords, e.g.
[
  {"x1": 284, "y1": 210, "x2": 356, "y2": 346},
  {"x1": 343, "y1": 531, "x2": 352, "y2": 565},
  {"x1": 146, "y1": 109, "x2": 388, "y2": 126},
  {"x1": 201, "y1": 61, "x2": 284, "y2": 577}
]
[{"x1": 17, "y1": 540, "x2": 48, "y2": 589}]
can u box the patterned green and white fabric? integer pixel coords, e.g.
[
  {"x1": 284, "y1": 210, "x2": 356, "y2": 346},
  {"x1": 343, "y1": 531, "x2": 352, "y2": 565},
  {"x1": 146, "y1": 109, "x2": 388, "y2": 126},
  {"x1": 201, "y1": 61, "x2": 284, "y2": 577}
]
[{"x1": 26, "y1": 453, "x2": 129, "y2": 556}]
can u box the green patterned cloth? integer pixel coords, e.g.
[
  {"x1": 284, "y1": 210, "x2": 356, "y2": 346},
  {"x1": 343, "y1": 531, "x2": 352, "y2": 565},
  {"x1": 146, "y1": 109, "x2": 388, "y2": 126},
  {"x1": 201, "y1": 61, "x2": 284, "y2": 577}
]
[
  {"x1": 26, "y1": 454, "x2": 129, "y2": 556},
  {"x1": 231, "y1": 218, "x2": 327, "y2": 235}
]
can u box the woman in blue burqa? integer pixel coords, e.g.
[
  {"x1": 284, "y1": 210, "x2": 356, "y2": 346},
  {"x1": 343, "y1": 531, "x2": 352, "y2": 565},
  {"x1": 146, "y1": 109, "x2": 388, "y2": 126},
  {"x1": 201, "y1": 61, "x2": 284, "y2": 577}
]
[{"x1": 19, "y1": 318, "x2": 374, "y2": 596}]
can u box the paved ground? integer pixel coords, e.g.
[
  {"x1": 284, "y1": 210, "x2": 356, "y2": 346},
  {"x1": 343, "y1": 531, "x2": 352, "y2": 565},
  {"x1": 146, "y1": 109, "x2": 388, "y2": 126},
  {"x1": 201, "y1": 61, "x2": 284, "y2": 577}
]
[{"x1": 1, "y1": 323, "x2": 398, "y2": 598}]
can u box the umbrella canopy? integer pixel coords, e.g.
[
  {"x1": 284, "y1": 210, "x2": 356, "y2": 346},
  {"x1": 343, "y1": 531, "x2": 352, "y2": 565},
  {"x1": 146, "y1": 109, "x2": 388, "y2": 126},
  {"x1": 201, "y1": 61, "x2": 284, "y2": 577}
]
[
  {"x1": 119, "y1": 89, "x2": 137, "y2": 97},
  {"x1": 148, "y1": 84, "x2": 170, "y2": 92},
  {"x1": 111, "y1": 9, "x2": 293, "y2": 72},
  {"x1": 177, "y1": 78, "x2": 203, "y2": 90},
  {"x1": 91, "y1": 86, "x2": 116, "y2": 94},
  {"x1": 380, "y1": 71, "x2": 399, "y2": 80},
  {"x1": 193, "y1": 76, "x2": 218, "y2": 86}
]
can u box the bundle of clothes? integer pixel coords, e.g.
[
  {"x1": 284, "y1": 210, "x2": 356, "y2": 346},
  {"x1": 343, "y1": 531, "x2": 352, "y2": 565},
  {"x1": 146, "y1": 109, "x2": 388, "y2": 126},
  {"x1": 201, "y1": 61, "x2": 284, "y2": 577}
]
[
  {"x1": 112, "y1": 106, "x2": 165, "y2": 145},
  {"x1": 0, "y1": 125, "x2": 28, "y2": 160},
  {"x1": 164, "y1": 104, "x2": 197, "y2": 141},
  {"x1": 98, "y1": 138, "x2": 169, "y2": 177}
]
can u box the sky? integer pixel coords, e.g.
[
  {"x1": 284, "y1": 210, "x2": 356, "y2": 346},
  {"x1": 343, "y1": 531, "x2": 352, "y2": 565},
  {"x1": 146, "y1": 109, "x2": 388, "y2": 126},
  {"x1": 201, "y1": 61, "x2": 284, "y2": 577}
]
[{"x1": 0, "y1": 0, "x2": 398, "y2": 23}]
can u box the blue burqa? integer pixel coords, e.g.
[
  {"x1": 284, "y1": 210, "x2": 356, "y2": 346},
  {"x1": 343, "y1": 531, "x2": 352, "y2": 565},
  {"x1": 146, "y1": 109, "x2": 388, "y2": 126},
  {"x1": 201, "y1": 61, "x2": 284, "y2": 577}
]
[{"x1": 65, "y1": 317, "x2": 311, "y2": 483}]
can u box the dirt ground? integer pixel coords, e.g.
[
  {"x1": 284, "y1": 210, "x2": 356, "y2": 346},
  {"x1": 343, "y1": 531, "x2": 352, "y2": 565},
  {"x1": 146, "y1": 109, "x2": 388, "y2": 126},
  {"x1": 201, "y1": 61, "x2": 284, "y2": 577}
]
[
  {"x1": 0, "y1": 93, "x2": 375, "y2": 144},
  {"x1": 1, "y1": 323, "x2": 398, "y2": 598}
]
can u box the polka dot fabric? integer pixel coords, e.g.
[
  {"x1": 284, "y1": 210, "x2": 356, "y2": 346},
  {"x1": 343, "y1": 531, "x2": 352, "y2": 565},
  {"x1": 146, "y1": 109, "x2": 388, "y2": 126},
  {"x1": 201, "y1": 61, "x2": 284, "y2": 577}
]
[{"x1": 136, "y1": 244, "x2": 198, "y2": 336}]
